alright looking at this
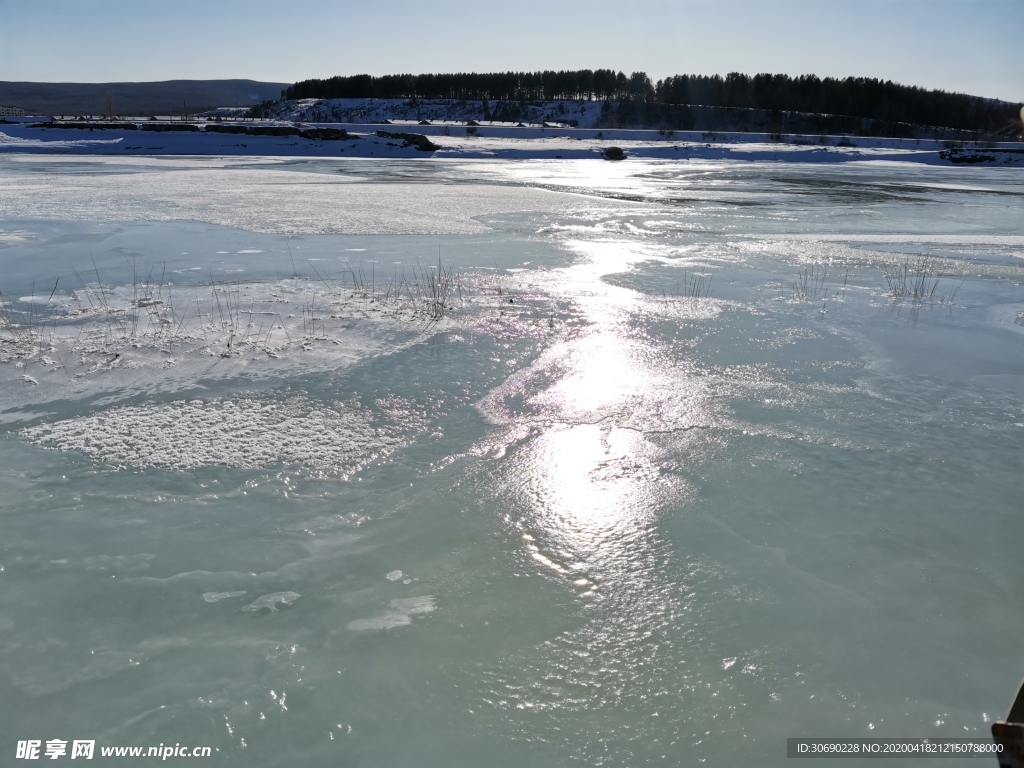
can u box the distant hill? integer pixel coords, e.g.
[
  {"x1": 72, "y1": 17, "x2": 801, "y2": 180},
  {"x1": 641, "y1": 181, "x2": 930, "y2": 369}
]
[{"x1": 0, "y1": 80, "x2": 289, "y2": 116}]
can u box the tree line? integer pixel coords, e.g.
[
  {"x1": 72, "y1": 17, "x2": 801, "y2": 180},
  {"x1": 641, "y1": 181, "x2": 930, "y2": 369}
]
[{"x1": 282, "y1": 70, "x2": 1017, "y2": 133}]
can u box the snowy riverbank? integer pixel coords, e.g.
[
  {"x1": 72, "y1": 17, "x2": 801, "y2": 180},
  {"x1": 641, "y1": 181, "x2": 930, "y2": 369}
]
[{"x1": 1, "y1": 120, "x2": 1021, "y2": 165}]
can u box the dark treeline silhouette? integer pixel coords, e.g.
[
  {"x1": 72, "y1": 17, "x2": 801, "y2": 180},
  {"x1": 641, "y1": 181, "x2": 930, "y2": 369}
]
[{"x1": 283, "y1": 70, "x2": 1017, "y2": 133}]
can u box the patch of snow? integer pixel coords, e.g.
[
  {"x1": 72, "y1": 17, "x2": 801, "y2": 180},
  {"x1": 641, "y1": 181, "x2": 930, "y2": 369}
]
[
  {"x1": 203, "y1": 591, "x2": 248, "y2": 603},
  {"x1": 21, "y1": 394, "x2": 420, "y2": 475},
  {"x1": 242, "y1": 591, "x2": 301, "y2": 612},
  {"x1": 347, "y1": 595, "x2": 436, "y2": 632}
]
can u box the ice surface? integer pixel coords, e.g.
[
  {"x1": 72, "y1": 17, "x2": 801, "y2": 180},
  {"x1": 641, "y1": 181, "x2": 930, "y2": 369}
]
[
  {"x1": 0, "y1": 270, "x2": 457, "y2": 414},
  {"x1": 0, "y1": 156, "x2": 1021, "y2": 767},
  {"x1": 347, "y1": 596, "x2": 437, "y2": 632},
  {"x1": 0, "y1": 156, "x2": 624, "y2": 235},
  {"x1": 241, "y1": 592, "x2": 302, "y2": 613}
]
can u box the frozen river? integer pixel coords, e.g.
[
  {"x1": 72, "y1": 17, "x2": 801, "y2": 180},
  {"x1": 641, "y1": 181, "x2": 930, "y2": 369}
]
[{"x1": 0, "y1": 155, "x2": 1022, "y2": 766}]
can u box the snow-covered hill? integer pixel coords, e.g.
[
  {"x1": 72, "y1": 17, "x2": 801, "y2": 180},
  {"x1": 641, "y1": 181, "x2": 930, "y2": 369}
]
[
  {"x1": 277, "y1": 98, "x2": 603, "y2": 128},
  {"x1": 271, "y1": 97, "x2": 1015, "y2": 143}
]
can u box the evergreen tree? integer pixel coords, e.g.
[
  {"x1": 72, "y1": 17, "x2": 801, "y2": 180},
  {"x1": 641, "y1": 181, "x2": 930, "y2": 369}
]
[{"x1": 280, "y1": 70, "x2": 1019, "y2": 133}]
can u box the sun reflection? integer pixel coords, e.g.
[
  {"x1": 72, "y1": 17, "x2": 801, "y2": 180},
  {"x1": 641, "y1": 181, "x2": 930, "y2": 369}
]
[
  {"x1": 538, "y1": 331, "x2": 647, "y2": 416},
  {"x1": 512, "y1": 423, "x2": 670, "y2": 591},
  {"x1": 479, "y1": 232, "x2": 715, "y2": 602}
]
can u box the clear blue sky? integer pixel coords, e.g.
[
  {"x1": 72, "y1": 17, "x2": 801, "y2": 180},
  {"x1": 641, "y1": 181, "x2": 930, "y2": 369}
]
[{"x1": 0, "y1": 0, "x2": 1019, "y2": 101}]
